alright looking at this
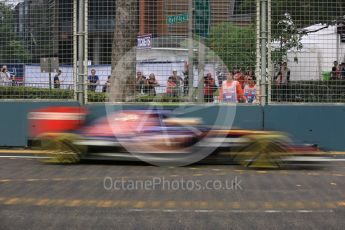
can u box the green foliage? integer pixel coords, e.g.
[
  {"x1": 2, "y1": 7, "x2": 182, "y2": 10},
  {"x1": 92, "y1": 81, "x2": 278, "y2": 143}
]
[
  {"x1": 0, "y1": 86, "x2": 190, "y2": 103},
  {"x1": 131, "y1": 94, "x2": 189, "y2": 103},
  {"x1": 273, "y1": 13, "x2": 304, "y2": 64},
  {"x1": 208, "y1": 22, "x2": 256, "y2": 71},
  {"x1": 271, "y1": 80, "x2": 345, "y2": 103},
  {"x1": 27, "y1": 1, "x2": 54, "y2": 62},
  {"x1": 241, "y1": 0, "x2": 344, "y2": 30},
  {"x1": 240, "y1": 0, "x2": 344, "y2": 64},
  {"x1": 0, "y1": 2, "x2": 31, "y2": 63},
  {"x1": 0, "y1": 86, "x2": 104, "y2": 102},
  {"x1": 0, "y1": 86, "x2": 74, "y2": 100},
  {"x1": 8, "y1": 40, "x2": 31, "y2": 61},
  {"x1": 88, "y1": 91, "x2": 107, "y2": 102}
]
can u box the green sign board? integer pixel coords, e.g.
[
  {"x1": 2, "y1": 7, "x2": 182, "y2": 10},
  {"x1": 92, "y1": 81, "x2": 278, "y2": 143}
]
[
  {"x1": 167, "y1": 13, "x2": 189, "y2": 25},
  {"x1": 194, "y1": 0, "x2": 210, "y2": 37}
]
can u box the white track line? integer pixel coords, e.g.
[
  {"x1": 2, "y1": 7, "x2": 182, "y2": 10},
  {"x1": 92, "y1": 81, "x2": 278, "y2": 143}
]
[
  {"x1": 126, "y1": 209, "x2": 334, "y2": 213},
  {"x1": 0, "y1": 156, "x2": 51, "y2": 159}
]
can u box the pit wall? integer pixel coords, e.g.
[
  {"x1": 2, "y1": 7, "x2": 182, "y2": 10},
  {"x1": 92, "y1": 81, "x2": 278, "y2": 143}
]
[{"x1": 0, "y1": 102, "x2": 343, "y2": 151}]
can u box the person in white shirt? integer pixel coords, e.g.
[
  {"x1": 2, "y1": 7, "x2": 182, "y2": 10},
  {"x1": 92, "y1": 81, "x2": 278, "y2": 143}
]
[
  {"x1": 244, "y1": 76, "x2": 257, "y2": 103},
  {"x1": 0, "y1": 65, "x2": 12, "y2": 86}
]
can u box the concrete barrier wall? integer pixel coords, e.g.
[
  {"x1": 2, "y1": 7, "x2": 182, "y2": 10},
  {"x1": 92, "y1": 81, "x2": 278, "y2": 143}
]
[
  {"x1": 264, "y1": 105, "x2": 345, "y2": 151},
  {"x1": 0, "y1": 101, "x2": 79, "y2": 147},
  {"x1": 0, "y1": 102, "x2": 343, "y2": 151}
]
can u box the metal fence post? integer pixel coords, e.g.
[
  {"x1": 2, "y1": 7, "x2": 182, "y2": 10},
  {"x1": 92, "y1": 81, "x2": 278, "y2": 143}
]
[
  {"x1": 73, "y1": 0, "x2": 78, "y2": 101},
  {"x1": 260, "y1": 0, "x2": 268, "y2": 105},
  {"x1": 84, "y1": 0, "x2": 88, "y2": 104},
  {"x1": 255, "y1": 0, "x2": 261, "y2": 104},
  {"x1": 76, "y1": 0, "x2": 88, "y2": 105},
  {"x1": 197, "y1": 37, "x2": 205, "y2": 103},
  {"x1": 188, "y1": 0, "x2": 194, "y2": 102},
  {"x1": 267, "y1": 0, "x2": 272, "y2": 104},
  {"x1": 77, "y1": 0, "x2": 85, "y2": 105}
]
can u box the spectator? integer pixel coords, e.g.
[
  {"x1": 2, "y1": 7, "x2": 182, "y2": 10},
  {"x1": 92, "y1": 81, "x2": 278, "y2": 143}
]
[
  {"x1": 276, "y1": 62, "x2": 290, "y2": 84},
  {"x1": 243, "y1": 70, "x2": 253, "y2": 87},
  {"x1": 166, "y1": 76, "x2": 177, "y2": 97},
  {"x1": 234, "y1": 70, "x2": 245, "y2": 89},
  {"x1": 53, "y1": 70, "x2": 62, "y2": 89},
  {"x1": 170, "y1": 69, "x2": 183, "y2": 96},
  {"x1": 244, "y1": 76, "x2": 257, "y2": 103},
  {"x1": 0, "y1": 65, "x2": 11, "y2": 86},
  {"x1": 11, "y1": 74, "x2": 18, "y2": 86},
  {"x1": 275, "y1": 62, "x2": 290, "y2": 101},
  {"x1": 102, "y1": 75, "x2": 111, "y2": 92},
  {"x1": 183, "y1": 74, "x2": 189, "y2": 96},
  {"x1": 203, "y1": 73, "x2": 216, "y2": 103},
  {"x1": 183, "y1": 63, "x2": 189, "y2": 96},
  {"x1": 216, "y1": 71, "x2": 227, "y2": 88},
  {"x1": 219, "y1": 72, "x2": 245, "y2": 103},
  {"x1": 136, "y1": 71, "x2": 146, "y2": 94},
  {"x1": 341, "y1": 62, "x2": 345, "y2": 79},
  {"x1": 88, "y1": 69, "x2": 100, "y2": 92},
  {"x1": 275, "y1": 71, "x2": 282, "y2": 82},
  {"x1": 146, "y1": 73, "x2": 159, "y2": 96},
  {"x1": 331, "y1": 61, "x2": 340, "y2": 80}
]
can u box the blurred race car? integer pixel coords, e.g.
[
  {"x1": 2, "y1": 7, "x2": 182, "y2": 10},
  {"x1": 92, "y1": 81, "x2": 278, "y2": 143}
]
[{"x1": 28, "y1": 106, "x2": 329, "y2": 168}]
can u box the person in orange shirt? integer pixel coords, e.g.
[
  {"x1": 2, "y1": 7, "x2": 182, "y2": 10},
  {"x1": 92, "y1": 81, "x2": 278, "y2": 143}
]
[
  {"x1": 219, "y1": 72, "x2": 245, "y2": 103},
  {"x1": 234, "y1": 70, "x2": 245, "y2": 89},
  {"x1": 166, "y1": 76, "x2": 177, "y2": 97}
]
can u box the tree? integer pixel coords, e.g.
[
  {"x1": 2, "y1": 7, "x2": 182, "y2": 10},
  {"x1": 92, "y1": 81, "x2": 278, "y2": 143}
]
[
  {"x1": 273, "y1": 13, "x2": 303, "y2": 64},
  {"x1": 240, "y1": 0, "x2": 344, "y2": 65},
  {"x1": 241, "y1": 0, "x2": 344, "y2": 30},
  {"x1": 208, "y1": 22, "x2": 256, "y2": 71},
  {"x1": 109, "y1": 0, "x2": 138, "y2": 102},
  {"x1": 27, "y1": 1, "x2": 53, "y2": 63},
  {"x1": 0, "y1": 2, "x2": 31, "y2": 63}
]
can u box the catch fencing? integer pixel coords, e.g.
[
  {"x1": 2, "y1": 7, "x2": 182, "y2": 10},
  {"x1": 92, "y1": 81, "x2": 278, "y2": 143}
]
[{"x1": 0, "y1": 0, "x2": 344, "y2": 104}]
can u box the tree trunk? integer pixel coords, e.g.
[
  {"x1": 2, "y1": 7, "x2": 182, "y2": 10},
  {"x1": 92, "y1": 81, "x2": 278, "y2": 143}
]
[{"x1": 109, "y1": 0, "x2": 138, "y2": 102}]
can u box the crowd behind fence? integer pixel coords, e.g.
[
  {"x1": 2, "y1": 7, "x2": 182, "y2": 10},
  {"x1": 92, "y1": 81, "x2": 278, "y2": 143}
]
[
  {"x1": 0, "y1": 0, "x2": 344, "y2": 104},
  {"x1": 1, "y1": 63, "x2": 344, "y2": 103}
]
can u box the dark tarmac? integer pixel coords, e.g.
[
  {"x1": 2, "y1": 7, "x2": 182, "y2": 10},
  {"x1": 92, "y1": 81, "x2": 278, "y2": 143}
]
[{"x1": 1, "y1": 153, "x2": 345, "y2": 230}]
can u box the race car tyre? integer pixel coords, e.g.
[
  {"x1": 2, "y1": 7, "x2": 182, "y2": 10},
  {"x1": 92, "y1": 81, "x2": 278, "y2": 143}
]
[
  {"x1": 36, "y1": 133, "x2": 86, "y2": 164},
  {"x1": 235, "y1": 134, "x2": 290, "y2": 169}
]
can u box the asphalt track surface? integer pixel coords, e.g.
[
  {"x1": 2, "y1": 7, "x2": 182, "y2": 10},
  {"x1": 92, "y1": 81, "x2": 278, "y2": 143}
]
[{"x1": 1, "y1": 151, "x2": 345, "y2": 230}]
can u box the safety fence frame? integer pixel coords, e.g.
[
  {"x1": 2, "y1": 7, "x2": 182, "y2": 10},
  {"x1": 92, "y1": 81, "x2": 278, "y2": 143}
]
[{"x1": 0, "y1": 0, "x2": 344, "y2": 105}]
